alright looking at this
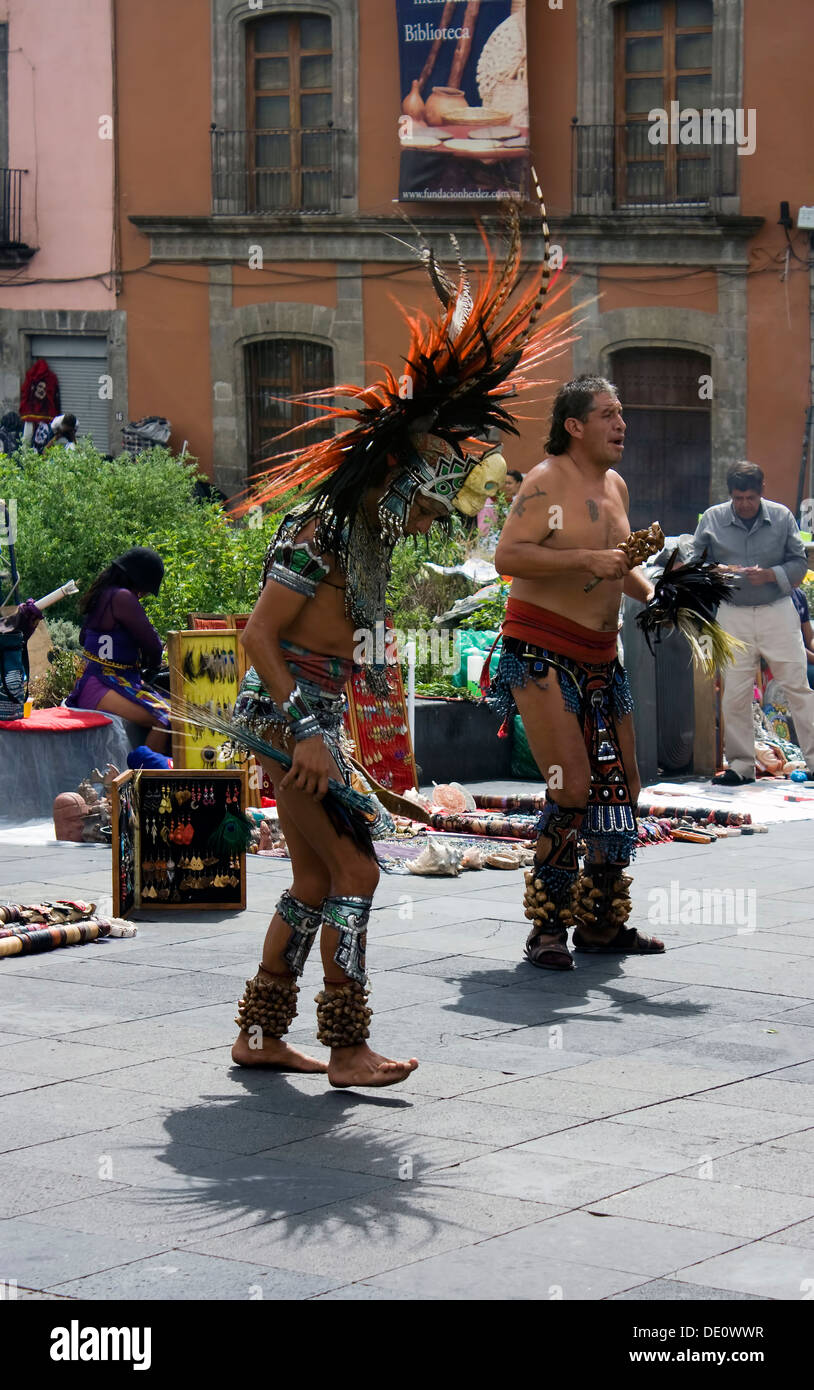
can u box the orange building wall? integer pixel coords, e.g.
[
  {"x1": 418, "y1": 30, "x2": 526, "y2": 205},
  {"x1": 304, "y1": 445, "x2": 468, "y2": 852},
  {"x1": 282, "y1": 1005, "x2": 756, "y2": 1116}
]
[
  {"x1": 115, "y1": 0, "x2": 213, "y2": 466},
  {"x1": 528, "y1": 0, "x2": 577, "y2": 218},
  {"x1": 742, "y1": 0, "x2": 813, "y2": 502},
  {"x1": 232, "y1": 263, "x2": 338, "y2": 310},
  {"x1": 597, "y1": 267, "x2": 718, "y2": 316},
  {"x1": 122, "y1": 265, "x2": 213, "y2": 467}
]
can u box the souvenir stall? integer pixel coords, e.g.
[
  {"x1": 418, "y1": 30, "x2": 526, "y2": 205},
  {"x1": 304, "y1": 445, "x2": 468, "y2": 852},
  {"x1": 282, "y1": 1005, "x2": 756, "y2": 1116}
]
[{"x1": 112, "y1": 767, "x2": 249, "y2": 917}]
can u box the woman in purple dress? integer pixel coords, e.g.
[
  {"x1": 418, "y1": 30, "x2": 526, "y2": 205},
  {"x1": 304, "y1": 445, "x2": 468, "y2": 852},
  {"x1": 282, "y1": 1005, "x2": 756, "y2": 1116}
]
[{"x1": 66, "y1": 547, "x2": 172, "y2": 760}]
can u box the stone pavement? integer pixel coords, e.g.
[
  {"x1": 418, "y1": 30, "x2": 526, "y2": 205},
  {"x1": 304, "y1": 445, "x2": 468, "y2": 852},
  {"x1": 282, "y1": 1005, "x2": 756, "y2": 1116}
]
[{"x1": 1, "y1": 792, "x2": 813, "y2": 1302}]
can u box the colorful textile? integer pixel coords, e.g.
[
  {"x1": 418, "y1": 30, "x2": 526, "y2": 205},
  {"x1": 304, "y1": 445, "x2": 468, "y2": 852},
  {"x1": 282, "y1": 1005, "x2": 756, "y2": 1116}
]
[
  {"x1": 502, "y1": 600, "x2": 619, "y2": 664},
  {"x1": 0, "y1": 921, "x2": 107, "y2": 957},
  {"x1": 0, "y1": 707, "x2": 112, "y2": 733},
  {"x1": 475, "y1": 794, "x2": 546, "y2": 812}
]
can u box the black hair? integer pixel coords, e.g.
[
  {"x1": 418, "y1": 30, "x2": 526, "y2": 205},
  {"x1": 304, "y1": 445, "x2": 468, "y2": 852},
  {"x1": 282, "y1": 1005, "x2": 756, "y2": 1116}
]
[
  {"x1": 546, "y1": 375, "x2": 618, "y2": 456},
  {"x1": 726, "y1": 461, "x2": 764, "y2": 494},
  {"x1": 506, "y1": 470, "x2": 523, "y2": 482},
  {"x1": 79, "y1": 564, "x2": 131, "y2": 616}
]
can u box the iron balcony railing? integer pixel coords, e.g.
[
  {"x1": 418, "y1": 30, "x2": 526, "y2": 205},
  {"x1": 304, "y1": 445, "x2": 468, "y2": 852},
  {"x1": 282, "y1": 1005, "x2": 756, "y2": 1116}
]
[
  {"x1": 211, "y1": 127, "x2": 340, "y2": 215},
  {"x1": 0, "y1": 169, "x2": 26, "y2": 245},
  {"x1": 571, "y1": 122, "x2": 737, "y2": 215}
]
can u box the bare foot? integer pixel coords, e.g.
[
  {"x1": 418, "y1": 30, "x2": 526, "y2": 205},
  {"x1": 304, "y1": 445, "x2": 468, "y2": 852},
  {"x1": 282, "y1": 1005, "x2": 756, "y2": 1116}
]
[
  {"x1": 231, "y1": 1031, "x2": 328, "y2": 1073},
  {"x1": 328, "y1": 1042, "x2": 418, "y2": 1089}
]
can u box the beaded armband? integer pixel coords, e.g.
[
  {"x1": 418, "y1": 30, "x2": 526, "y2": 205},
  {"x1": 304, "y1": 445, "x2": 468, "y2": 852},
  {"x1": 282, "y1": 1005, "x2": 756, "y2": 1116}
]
[
  {"x1": 282, "y1": 684, "x2": 323, "y2": 742},
  {"x1": 264, "y1": 534, "x2": 331, "y2": 599}
]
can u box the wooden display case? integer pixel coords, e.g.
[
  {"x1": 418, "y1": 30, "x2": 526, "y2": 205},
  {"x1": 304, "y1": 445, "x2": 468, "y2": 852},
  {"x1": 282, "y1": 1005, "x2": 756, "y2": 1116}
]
[{"x1": 112, "y1": 768, "x2": 248, "y2": 917}]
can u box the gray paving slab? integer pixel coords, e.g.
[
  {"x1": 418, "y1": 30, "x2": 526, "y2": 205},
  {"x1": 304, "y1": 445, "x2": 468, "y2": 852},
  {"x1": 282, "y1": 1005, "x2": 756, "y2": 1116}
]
[
  {"x1": 672, "y1": 1241, "x2": 814, "y2": 1299},
  {"x1": 610, "y1": 1278, "x2": 765, "y2": 1300},
  {"x1": 0, "y1": 1037, "x2": 164, "y2": 1081},
  {"x1": 2, "y1": 816, "x2": 814, "y2": 1300},
  {"x1": 705, "y1": 1077, "x2": 814, "y2": 1115},
  {"x1": 337, "y1": 1096, "x2": 580, "y2": 1145},
  {"x1": 357, "y1": 1242, "x2": 647, "y2": 1301},
  {"x1": 539, "y1": 1055, "x2": 753, "y2": 1096},
  {"x1": 587, "y1": 1174, "x2": 814, "y2": 1238},
  {"x1": 24, "y1": 1158, "x2": 389, "y2": 1244},
  {"x1": 430, "y1": 1148, "x2": 653, "y2": 1207},
  {"x1": 48, "y1": 1251, "x2": 339, "y2": 1301},
  {"x1": 0, "y1": 1216, "x2": 172, "y2": 1289},
  {"x1": 761, "y1": 1061, "x2": 811, "y2": 1084},
  {"x1": 0, "y1": 1080, "x2": 170, "y2": 1153},
  {"x1": 2, "y1": 1168, "x2": 131, "y2": 1219},
  {"x1": 675, "y1": 1143, "x2": 814, "y2": 1198},
  {"x1": 0, "y1": 1068, "x2": 62, "y2": 1096},
  {"x1": 517, "y1": 1118, "x2": 748, "y2": 1174},
  {"x1": 607, "y1": 1098, "x2": 812, "y2": 1144},
  {"x1": 466, "y1": 1073, "x2": 699, "y2": 1117},
  {"x1": 186, "y1": 1186, "x2": 559, "y2": 1282},
  {"x1": 258, "y1": 1124, "x2": 490, "y2": 1179}
]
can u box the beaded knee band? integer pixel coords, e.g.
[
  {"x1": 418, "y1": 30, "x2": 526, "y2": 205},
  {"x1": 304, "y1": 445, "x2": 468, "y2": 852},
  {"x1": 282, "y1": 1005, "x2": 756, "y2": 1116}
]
[
  {"x1": 314, "y1": 980, "x2": 372, "y2": 1048},
  {"x1": 276, "y1": 889, "x2": 323, "y2": 977},
  {"x1": 235, "y1": 966, "x2": 299, "y2": 1039},
  {"x1": 322, "y1": 894, "x2": 372, "y2": 986}
]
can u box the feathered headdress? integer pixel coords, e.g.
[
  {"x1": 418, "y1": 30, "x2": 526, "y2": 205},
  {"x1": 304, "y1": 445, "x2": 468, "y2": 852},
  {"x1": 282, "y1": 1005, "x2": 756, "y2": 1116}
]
[{"x1": 234, "y1": 171, "x2": 581, "y2": 547}]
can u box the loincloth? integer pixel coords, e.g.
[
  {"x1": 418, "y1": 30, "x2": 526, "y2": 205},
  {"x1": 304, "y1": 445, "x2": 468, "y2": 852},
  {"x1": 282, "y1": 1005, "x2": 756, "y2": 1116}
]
[
  {"x1": 487, "y1": 601, "x2": 636, "y2": 855},
  {"x1": 232, "y1": 639, "x2": 354, "y2": 778}
]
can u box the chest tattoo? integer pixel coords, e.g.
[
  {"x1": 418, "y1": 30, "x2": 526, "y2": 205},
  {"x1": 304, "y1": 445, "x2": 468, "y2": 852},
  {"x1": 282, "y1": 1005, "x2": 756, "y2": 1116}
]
[{"x1": 586, "y1": 499, "x2": 599, "y2": 523}]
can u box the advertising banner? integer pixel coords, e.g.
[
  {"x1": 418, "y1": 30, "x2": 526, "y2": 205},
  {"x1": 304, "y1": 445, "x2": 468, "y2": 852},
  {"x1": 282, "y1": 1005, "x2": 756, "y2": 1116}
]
[{"x1": 396, "y1": 0, "x2": 529, "y2": 202}]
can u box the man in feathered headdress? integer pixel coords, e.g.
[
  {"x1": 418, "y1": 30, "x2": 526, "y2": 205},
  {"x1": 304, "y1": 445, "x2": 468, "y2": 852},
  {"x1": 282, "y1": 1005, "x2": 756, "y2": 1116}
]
[
  {"x1": 491, "y1": 374, "x2": 666, "y2": 970},
  {"x1": 224, "y1": 199, "x2": 578, "y2": 1086}
]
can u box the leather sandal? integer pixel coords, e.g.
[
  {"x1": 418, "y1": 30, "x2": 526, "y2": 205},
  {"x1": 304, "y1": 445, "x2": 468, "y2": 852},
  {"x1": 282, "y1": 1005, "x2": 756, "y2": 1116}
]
[
  {"x1": 524, "y1": 929, "x2": 575, "y2": 971},
  {"x1": 572, "y1": 924, "x2": 664, "y2": 954}
]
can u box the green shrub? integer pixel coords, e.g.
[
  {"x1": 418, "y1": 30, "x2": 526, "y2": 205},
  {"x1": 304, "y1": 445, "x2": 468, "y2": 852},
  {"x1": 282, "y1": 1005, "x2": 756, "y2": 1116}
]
[
  {"x1": 29, "y1": 650, "x2": 83, "y2": 709},
  {"x1": 0, "y1": 441, "x2": 293, "y2": 637},
  {"x1": 44, "y1": 617, "x2": 81, "y2": 652}
]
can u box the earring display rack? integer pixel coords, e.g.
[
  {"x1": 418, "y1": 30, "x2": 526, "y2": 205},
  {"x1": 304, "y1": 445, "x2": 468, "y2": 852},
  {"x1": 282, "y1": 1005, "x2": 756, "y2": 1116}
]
[
  {"x1": 112, "y1": 769, "x2": 248, "y2": 917},
  {"x1": 185, "y1": 616, "x2": 264, "y2": 802},
  {"x1": 344, "y1": 658, "x2": 418, "y2": 795},
  {"x1": 167, "y1": 628, "x2": 244, "y2": 772}
]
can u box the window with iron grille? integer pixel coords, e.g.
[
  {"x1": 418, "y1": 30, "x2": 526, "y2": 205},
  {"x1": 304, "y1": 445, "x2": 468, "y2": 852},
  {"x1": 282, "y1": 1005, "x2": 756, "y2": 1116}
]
[
  {"x1": 615, "y1": 0, "x2": 713, "y2": 205},
  {"x1": 611, "y1": 347, "x2": 711, "y2": 536},
  {"x1": 245, "y1": 339, "x2": 334, "y2": 477},
  {"x1": 246, "y1": 12, "x2": 333, "y2": 212}
]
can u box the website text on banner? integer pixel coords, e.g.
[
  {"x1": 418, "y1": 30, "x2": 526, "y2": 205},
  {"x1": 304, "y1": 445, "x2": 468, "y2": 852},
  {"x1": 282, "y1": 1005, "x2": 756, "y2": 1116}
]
[{"x1": 396, "y1": 0, "x2": 530, "y2": 202}]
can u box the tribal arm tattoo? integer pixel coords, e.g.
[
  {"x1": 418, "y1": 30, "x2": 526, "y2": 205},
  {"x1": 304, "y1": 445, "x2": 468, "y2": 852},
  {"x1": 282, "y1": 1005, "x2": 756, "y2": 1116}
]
[{"x1": 511, "y1": 486, "x2": 548, "y2": 519}]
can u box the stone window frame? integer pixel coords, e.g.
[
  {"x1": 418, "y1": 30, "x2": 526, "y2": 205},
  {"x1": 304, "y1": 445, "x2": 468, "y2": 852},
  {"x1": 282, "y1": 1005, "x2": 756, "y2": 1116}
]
[
  {"x1": 571, "y1": 290, "x2": 747, "y2": 504},
  {"x1": 210, "y1": 0, "x2": 358, "y2": 214},
  {"x1": 576, "y1": 0, "x2": 744, "y2": 216},
  {"x1": 209, "y1": 289, "x2": 364, "y2": 497},
  {"x1": 4, "y1": 309, "x2": 127, "y2": 454}
]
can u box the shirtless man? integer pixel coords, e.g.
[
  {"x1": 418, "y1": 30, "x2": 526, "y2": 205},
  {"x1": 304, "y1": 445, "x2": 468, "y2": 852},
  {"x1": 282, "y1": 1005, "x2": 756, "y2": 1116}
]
[
  {"x1": 492, "y1": 375, "x2": 664, "y2": 969},
  {"x1": 229, "y1": 434, "x2": 492, "y2": 1086}
]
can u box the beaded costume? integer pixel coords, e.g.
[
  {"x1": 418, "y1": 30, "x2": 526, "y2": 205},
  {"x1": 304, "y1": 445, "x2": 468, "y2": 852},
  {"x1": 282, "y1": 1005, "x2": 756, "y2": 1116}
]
[{"x1": 223, "y1": 192, "x2": 583, "y2": 1047}]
